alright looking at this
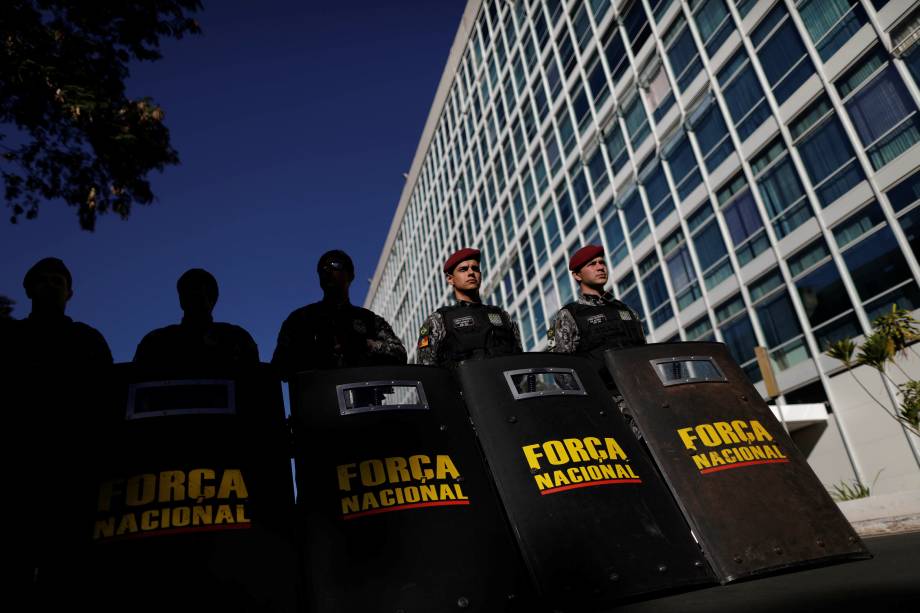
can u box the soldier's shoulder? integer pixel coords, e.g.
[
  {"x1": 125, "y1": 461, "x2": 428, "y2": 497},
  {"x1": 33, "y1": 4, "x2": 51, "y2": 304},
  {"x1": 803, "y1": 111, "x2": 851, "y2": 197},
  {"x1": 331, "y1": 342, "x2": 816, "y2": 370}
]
[{"x1": 213, "y1": 321, "x2": 255, "y2": 338}]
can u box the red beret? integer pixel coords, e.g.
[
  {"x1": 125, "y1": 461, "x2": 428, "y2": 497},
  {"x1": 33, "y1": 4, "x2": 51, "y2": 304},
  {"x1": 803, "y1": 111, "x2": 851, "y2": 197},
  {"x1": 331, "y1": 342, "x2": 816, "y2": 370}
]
[
  {"x1": 444, "y1": 247, "x2": 481, "y2": 273},
  {"x1": 569, "y1": 244, "x2": 605, "y2": 272}
]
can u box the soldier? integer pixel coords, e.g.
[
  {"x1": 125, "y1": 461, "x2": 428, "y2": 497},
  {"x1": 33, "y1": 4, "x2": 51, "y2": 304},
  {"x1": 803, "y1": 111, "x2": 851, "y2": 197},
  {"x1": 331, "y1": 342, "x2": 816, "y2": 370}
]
[
  {"x1": 547, "y1": 244, "x2": 645, "y2": 385},
  {"x1": 271, "y1": 249, "x2": 406, "y2": 380},
  {"x1": 1, "y1": 257, "x2": 112, "y2": 368},
  {"x1": 133, "y1": 268, "x2": 260, "y2": 368},
  {"x1": 416, "y1": 247, "x2": 522, "y2": 368}
]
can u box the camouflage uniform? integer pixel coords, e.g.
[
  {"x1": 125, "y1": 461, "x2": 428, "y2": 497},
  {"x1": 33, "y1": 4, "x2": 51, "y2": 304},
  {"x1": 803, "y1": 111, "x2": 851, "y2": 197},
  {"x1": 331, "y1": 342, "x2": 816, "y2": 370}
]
[
  {"x1": 545, "y1": 293, "x2": 644, "y2": 353},
  {"x1": 272, "y1": 300, "x2": 406, "y2": 380},
  {"x1": 546, "y1": 292, "x2": 645, "y2": 436},
  {"x1": 416, "y1": 300, "x2": 522, "y2": 367}
]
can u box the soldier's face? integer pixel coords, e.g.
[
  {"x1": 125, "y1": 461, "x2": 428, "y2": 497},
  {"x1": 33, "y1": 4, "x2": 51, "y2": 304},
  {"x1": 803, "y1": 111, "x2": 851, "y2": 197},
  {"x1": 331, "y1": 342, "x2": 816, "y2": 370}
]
[
  {"x1": 319, "y1": 260, "x2": 353, "y2": 292},
  {"x1": 574, "y1": 257, "x2": 608, "y2": 287},
  {"x1": 26, "y1": 272, "x2": 72, "y2": 312},
  {"x1": 448, "y1": 259, "x2": 481, "y2": 291}
]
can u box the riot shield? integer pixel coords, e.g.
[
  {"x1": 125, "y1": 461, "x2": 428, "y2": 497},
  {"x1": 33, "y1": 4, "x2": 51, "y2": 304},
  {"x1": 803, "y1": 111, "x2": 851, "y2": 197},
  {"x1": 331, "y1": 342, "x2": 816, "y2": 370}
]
[
  {"x1": 42, "y1": 364, "x2": 301, "y2": 612},
  {"x1": 291, "y1": 365, "x2": 532, "y2": 613},
  {"x1": 456, "y1": 354, "x2": 715, "y2": 611},
  {"x1": 604, "y1": 342, "x2": 870, "y2": 582}
]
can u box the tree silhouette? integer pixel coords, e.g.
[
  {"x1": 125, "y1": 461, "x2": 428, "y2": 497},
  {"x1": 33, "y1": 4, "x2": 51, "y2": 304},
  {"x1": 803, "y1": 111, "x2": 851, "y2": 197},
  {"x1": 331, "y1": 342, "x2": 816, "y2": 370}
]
[{"x1": 1, "y1": 1, "x2": 202, "y2": 230}]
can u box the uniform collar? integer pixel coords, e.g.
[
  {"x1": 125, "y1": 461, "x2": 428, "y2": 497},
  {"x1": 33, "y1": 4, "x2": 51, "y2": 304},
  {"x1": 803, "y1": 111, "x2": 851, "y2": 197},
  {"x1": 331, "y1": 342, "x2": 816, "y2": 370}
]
[{"x1": 577, "y1": 292, "x2": 613, "y2": 306}]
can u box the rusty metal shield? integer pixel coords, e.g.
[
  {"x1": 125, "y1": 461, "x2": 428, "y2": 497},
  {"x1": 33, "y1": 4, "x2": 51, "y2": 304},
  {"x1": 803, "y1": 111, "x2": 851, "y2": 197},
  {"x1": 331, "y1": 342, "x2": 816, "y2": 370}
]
[
  {"x1": 40, "y1": 364, "x2": 301, "y2": 612},
  {"x1": 456, "y1": 354, "x2": 715, "y2": 611},
  {"x1": 604, "y1": 342, "x2": 870, "y2": 582},
  {"x1": 291, "y1": 365, "x2": 532, "y2": 613}
]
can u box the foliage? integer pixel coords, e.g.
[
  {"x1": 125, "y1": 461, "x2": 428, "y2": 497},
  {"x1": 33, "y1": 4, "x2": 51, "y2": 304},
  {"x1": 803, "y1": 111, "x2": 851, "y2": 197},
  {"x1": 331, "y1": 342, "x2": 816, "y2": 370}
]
[
  {"x1": 900, "y1": 380, "x2": 920, "y2": 430},
  {"x1": 825, "y1": 306, "x2": 920, "y2": 436},
  {"x1": 1, "y1": 1, "x2": 202, "y2": 230},
  {"x1": 828, "y1": 479, "x2": 871, "y2": 502}
]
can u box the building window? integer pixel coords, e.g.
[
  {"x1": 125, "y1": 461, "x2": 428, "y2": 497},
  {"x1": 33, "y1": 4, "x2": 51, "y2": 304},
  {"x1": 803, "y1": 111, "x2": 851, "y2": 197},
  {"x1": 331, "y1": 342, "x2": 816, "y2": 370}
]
[
  {"x1": 886, "y1": 168, "x2": 920, "y2": 257},
  {"x1": 601, "y1": 199, "x2": 629, "y2": 266},
  {"x1": 644, "y1": 62, "x2": 676, "y2": 124},
  {"x1": 555, "y1": 256, "x2": 576, "y2": 306},
  {"x1": 640, "y1": 253, "x2": 674, "y2": 328},
  {"x1": 664, "y1": 132, "x2": 704, "y2": 201},
  {"x1": 717, "y1": 50, "x2": 771, "y2": 141},
  {"x1": 556, "y1": 106, "x2": 578, "y2": 156},
  {"x1": 715, "y1": 294, "x2": 762, "y2": 382},
  {"x1": 556, "y1": 182, "x2": 578, "y2": 234},
  {"x1": 617, "y1": 270, "x2": 647, "y2": 328},
  {"x1": 688, "y1": 95, "x2": 734, "y2": 173},
  {"x1": 833, "y1": 201, "x2": 920, "y2": 321},
  {"x1": 692, "y1": 0, "x2": 735, "y2": 58},
  {"x1": 748, "y1": 270, "x2": 810, "y2": 371},
  {"x1": 622, "y1": 186, "x2": 650, "y2": 245},
  {"x1": 751, "y1": 3, "x2": 815, "y2": 104},
  {"x1": 796, "y1": 0, "x2": 868, "y2": 62},
  {"x1": 835, "y1": 46, "x2": 920, "y2": 171},
  {"x1": 663, "y1": 229, "x2": 702, "y2": 309},
  {"x1": 602, "y1": 21, "x2": 630, "y2": 84},
  {"x1": 788, "y1": 239, "x2": 861, "y2": 350},
  {"x1": 623, "y1": 94, "x2": 651, "y2": 149},
  {"x1": 750, "y1": 138, "x2": 813, "y2": 239},
  {"x1": 604, "y1": 120, "x2": 629, "y2": 175},
  {"x1": 685, "y1": 314, "x2": 715, "y2": 341},
  {"x1": 641, "y1": 161, "x2": 676, "y2": 224},
  {"x1": 717, "y1": 174, "x2": 769, "y2": 266},
  {"x1": 664, "y1": 16, "x2": 704, "y2": 92},
  {"x1": 623, "y1": 0, "x2": 652, "y2": 54},
  {"x1": 651, "y1": 0, "x2": 675, "y2": 23},
  {"x1": 586, "y1": 147, "x2": 611, "y2": 197},
  {"x1": 788, "y1": 94, "x2": 865, "y2": 207},
  {"x1": 586, "y1": 54, "x2": 611, "y2": 109},
  {"x1": 688, "y1": 202, "x2": 733, "y2": 289}
]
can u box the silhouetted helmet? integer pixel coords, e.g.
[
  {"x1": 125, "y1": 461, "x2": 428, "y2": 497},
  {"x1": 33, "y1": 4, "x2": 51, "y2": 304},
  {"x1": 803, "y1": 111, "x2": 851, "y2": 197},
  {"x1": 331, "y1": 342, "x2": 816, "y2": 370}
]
[
  {"x1": 317, "y1": 250, "x2": 355, "y2": 278},
  {"x1": 23, "y1": 257, "x2": 72, "y2": 291},
  {"x1": 177, "y1": 268, "x2": 219, "y2": 304}
]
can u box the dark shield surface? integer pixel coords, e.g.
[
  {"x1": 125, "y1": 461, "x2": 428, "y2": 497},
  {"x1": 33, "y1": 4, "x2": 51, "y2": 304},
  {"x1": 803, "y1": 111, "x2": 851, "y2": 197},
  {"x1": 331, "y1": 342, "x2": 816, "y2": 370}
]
[
  {"x1": 604, "y1": 342, "x2": 870, "y2": 582},
  {"x1": 456, "y1": 354, "x2": 715, "y2": 611},
  {"x1": 43, "y1": 364, "x2": 301, "y2": 612},
  {"x1": 291, "y1": 365, "x2": 531, "y2": 613}
]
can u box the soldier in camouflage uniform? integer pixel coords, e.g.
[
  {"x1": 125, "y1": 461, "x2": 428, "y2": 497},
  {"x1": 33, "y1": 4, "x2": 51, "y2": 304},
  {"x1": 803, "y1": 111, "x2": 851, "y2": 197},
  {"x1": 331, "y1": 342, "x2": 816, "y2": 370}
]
[
  {"x1": 272, "y1": 250, "x2": 406, "y2": 380},
  {"x1": 546, "y1": 245, "x2": 646, "y2": 423},
  {"x1": 416, "y1": 248, "x2": 522, "y2": 368}
]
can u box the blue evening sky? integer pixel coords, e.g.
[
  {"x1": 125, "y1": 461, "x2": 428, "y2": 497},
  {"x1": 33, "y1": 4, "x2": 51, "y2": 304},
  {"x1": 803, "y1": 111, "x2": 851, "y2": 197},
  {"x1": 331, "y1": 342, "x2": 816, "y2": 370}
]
[{"x1": 0, "y1": 1, "x2": 466, "y2": 361}]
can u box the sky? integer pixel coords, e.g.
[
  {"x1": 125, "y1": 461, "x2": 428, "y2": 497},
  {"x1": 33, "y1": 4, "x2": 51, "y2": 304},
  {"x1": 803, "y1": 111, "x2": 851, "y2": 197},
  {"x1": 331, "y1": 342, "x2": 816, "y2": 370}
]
[{"x1": 0, "y1": 1, "x2": 467, "y2": 362}]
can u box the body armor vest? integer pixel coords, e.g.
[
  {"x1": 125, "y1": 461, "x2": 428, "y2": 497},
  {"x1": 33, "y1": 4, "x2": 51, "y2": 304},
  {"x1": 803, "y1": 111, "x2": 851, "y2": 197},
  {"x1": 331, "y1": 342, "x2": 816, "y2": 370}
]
[
  {"x1": 304, "y1": 304, "x2": 380, "y2": 369},
  {"x1": 563, "y1": 300, "x2": 645, "y2": 366},
  {"x1": 436, "y1": 303, "x2": 518, "y2": 368}
]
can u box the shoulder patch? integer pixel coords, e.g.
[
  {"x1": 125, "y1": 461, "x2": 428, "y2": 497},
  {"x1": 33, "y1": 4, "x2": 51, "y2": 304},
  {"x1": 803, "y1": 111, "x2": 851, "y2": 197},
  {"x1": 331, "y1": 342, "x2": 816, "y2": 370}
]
[
  {"x1": 619, "y1": 310, "x2": 633, "y2": 320},
  {"x1": 418, "y1": 335, "x2": 430, "y2": 349},
  {"x1": 488, "y1": 312, "x2": 504, "y2": 326},
  {"x1": 419, "y1": 325, "x2": 429, "y2": 336},
  {"x1": 547, "y1": 327, "x2": 555, "y2": 339}
]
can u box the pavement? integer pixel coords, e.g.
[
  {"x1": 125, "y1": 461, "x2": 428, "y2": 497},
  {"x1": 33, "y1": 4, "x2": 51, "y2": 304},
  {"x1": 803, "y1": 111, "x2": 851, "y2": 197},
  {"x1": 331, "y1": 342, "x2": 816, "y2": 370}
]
[
  {"x1": 612, "y1": 531, "x2": 920, "y2": 612},
  {"x1": 837, "y1": 489, "x2": 920, "y2": 536}
]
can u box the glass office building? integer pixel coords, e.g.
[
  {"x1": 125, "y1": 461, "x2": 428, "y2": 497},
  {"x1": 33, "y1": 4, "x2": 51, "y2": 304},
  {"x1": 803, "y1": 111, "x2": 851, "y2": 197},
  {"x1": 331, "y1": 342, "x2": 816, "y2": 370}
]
[{"x1": 367, "y1": 0, "x2": 920, "y2": 493}]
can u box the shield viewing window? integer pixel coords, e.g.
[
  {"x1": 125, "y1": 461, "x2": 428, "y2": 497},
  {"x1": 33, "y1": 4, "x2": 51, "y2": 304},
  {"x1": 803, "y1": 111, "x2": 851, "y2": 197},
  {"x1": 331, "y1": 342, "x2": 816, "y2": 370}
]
[
  {"x1": 336, "y1": 380, "x2": 430, "y2": 415},
  {"x1": 650, "y1": 356, "x2": 727, "y2": 386},
  {"x1": 503, "y1": 368, "x2": 587, "y2": 400},
  {"x1": 127, "y1": 380, "x2": 236, "y2": 419}
]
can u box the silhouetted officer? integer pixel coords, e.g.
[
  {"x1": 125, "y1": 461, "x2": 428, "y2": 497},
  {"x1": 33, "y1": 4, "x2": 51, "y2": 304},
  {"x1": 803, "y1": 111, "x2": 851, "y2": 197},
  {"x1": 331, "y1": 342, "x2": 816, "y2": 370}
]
[
  {"x1": 271, "y1": 250, "x2": 406, "y2": 380},
  {"x1": 1, "y1": 257, "x2": 112, "y2": 368},
  {"x1": 416, "y1": 248, "x2": 522, "y2": 368},
  {"x1": 1, "y1": 257, "x2": 111, "y2": 600},
  {"x1": 133, "y1": 268, "x2": 259, "y2": 368}
]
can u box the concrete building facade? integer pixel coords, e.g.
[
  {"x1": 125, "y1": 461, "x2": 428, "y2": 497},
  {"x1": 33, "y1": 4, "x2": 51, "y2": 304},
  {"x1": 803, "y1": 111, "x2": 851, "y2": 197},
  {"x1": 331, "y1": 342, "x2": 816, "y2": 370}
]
[{"x1": 367, "y1": 0, "x2": 920, "y2": 495}]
